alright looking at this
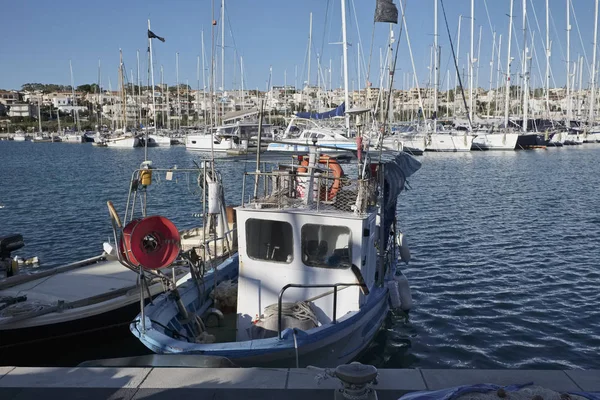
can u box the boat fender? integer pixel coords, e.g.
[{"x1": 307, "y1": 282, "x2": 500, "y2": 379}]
[
  {"x1": 386, "y1": 281, "x2": 402, "y2": 309},
  {"x1": 396, "y1": 232, "x2": 411, "y2": 264},
  {"x1": 394, "y1": 271, "x2": 412, "y2": 311}
]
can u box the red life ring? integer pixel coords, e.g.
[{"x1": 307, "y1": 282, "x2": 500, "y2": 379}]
[
  {"x1": 120, "y1": 216, "x2": 180, "y2": 270},
  {"x1": 297, "y1": 155, "x2": 343, "y2": 201}
]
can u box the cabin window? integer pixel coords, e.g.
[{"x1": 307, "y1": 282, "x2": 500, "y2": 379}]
[
  {"x1": 245, "y1": 219, "x2": 293, "y2": 263},
  {"x1": 301, "y1": 224, "x2": 351, "y2": 268},
  {"x1": 191, "y1": 140, "x2": 197, "y2": 144}
]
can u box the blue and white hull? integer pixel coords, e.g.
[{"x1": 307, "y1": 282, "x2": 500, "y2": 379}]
[{"x1": 131, "y1": 255, "x2": 390, "y2": 368}]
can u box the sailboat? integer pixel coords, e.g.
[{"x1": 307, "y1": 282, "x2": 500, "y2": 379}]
[
  {"x1": 428, "y1": 0, "x2": 475, "y2": 152},
  {"x1": 105, "y1": 50, "x2": 141, "y2": 148}
]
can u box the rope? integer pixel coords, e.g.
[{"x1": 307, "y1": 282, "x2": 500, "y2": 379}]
[
  {"x1": 0, "y1": 300, "x2": 52, "y2": 318},
  {"x1": 263, "y1": 301, "x2": 318, "y2": 326}
]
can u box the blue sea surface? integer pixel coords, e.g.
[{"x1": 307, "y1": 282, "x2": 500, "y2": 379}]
[{"x1": 1, "y1": 141, "x2": 599, "y2": 369}]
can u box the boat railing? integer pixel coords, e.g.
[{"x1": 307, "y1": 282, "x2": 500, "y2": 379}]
[
  {"x1": 199, "y1": 227, "x2": 237, "y2": 262},
  {"x1": 276, "y1": 282, "x2": 366, "y2": 339},
  {"x1": 241, "y1": 170, "x2": 376, "y2": 215}
]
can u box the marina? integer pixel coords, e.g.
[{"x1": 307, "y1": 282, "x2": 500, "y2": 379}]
[{"x1": 2, "y1": 0, "x2": 600, "y2": 394}]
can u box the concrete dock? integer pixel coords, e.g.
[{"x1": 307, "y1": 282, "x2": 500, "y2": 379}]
[{"x1": 0, "y1": 366, "x2": 598, "y2": 400}]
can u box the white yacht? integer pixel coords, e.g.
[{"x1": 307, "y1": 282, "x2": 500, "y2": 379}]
[
  {"x1": 426, "y1": 125, "x2": 476, "y2": 152},
  {"x1": 147, "y1": 134, "x2": 172, "y2": 147},
  {"x1": 12, "y1": 131, "x2": 30, "y2": 142},
  {"x1": 186, "y1": 123, "x2": 272, "y2": 152},
  {"x1": 59, "y1": 132, "x2": 84, "y2": 143},
  {"x1": 267, "y1": 117, "x2": 356, "y2": 153},
  {"x1": 471, "y1": 131, "x2": 519, "y2": 151}
]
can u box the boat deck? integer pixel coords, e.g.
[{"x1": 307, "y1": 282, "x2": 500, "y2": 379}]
[{"x1": 0, "y1": 366, "x2": 597, "y2": 400}]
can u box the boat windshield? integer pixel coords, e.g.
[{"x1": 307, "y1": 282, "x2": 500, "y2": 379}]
[
  {"x1": 301, "y1": 224, "x2": 351, "y2": 268},
  {"x1": 245, "y1": 219, "x2": 293, "y2": 263}
]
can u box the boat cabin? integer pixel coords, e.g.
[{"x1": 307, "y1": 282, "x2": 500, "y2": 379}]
[{"x1": 235, "y1": 157, "x2": 379, "y2": 341}]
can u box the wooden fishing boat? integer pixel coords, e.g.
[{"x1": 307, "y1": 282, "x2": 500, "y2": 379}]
[{"x1": 131, "y1": 148, "x2": 420, "y2": 368}]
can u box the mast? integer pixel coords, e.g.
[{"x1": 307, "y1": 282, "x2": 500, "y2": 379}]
[
  {"x1": 589, "y1": 0, "x2": 599, "y2": 126},
  {"x1": 308, "y1": 12, "x2": 312, "y2": 89},
  {"x1": 148, "y1": 19, "x2": 157, "y2": 158},
  {"x1": 176, "y1": 52, "x2": 181, "y2": 130},
  {"x1": 240, "y1": 56, "x2": 245, "y2": 111},
  {"x1": 130, "y1": 70, "x2": 136, "y2": 128},
  {"x1": 201, "y1": 29, "x2": 207, "y2": 124},
  {"x1": 454, "y1": 15, "x2": 462, "y2": 117},
  {"x1": 197, "y1": 55, "x2": 201, "y2": 122},
  {"x1": 545, "y1": 0, "x2": 551, "y2": 118},
  {"x1": 504, "y1": 0, "x2": 514, "y2": 128},
  {"x1": 475, "y1": 25, "x2": 482, "y2": 116},
  {"x1": 160, "y1": 65, "x2": 165, "y2": 128},
  {"x1": 98, "y1": 59, "x2": 102, "y2": 128},
  {"x1": 433, "y1": 0, "x2": 438, "y2": 131},
  {"x1": 340, "y1": 0, "x2": 350, "y2": 135},
  {"x1": 566, "y1": 0, "x2": 571, "y2": 124},
  {"x1": 469, "y1": 0, "x2": 474, "y2": 123},
  {"x1": 57, "y1": 98, "x2": 61, "y2": 133},
  {"x1": 495, "y1": 35, "x2": 502, "y2": 117},
  {"x1": 488, "y1": 32, "x2": 496, "y2": 116},
  {"x1": 578, "y1": 55, "x2": 584, "y2": 120},
  {"x1": 69, "y1": 60, "x2": 80, "y2": 132},
  {"x1": 137, "y1": 50, "x2": 142, "y2": 127},
  {"x1": 522, "y1": 0, "x2": 529, "y2": 132},
  {"x1": 37, "y1": 97, "x2": 42, "y2": 134},
  {"x1": 221, "y1": 0, "x2": 225, "y2": 121},
  {"x1": 118, "y1": 49, "x2": 126, "y2": 130}
]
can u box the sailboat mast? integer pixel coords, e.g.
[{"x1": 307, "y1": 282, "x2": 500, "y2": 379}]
[
  {"x1": 340, "y1": 0, "x2": 350, "y2": 135},
  {"x1": 160, "y1": 66, "x2": 164, "y2": 128},
  {"x1": 119, "y1": 49, "x2": 127, "y2": 130},
  {"x1": 70, "y1": 60, "x2": 80, "y2": 132},
  {"x1": 148, "y1": 19, "x2": 157, "y2": 140},
  {"x1": 589, "y1": 0, "x2": 599, "y2": 126},
  {"x1": 453, "y1": 15, "x2": 462, "y2": 117},
  {"x1": 176, "y1": 52, "x2": 181, "y2": 130},
  {"x1": 240, "y1": 58, "x2": 245, "y2": 111},
  {"x1": 488, "y1": 32, "x2": 496, "y2": 117},
  {"x1": 308, "y1": 12, "x2": 312, "y2": 89},
  {"x1": 578, "y1": 55, "x2": 583, "y2": 120},
  {"x1": 433, "y1": 0, "x2": 438, "y2": 131},
  {"x1": 98, "y1": 59, "x2": 103, "y2": 128},
  {"x1": 469, "y1": 0, "x2": 474, "y2": 123},
  {"x1": 201, "y1": 29, "x2": 207, "y2": 124},
  {"x1": 545, "y1": 0, "x2": 551, "y2": 118},
  {"x1": 496, "y1": 35, "x2": 502, "y2": 116},
  {"x1": 130, "y1": 69, "x2": 136, "y2": 128},
  {"x1": 221, "y1": 0, "x2": 225, "y2": 122},
  {"x1": 566, "y1": 0, "x2": 571, "y2": 123},
  {"x1": 522, "y1": 0, "x2": 529, "y2": 132},
  {"x1": 504, "y1": 0, "x2": 514, "y2": 127},
  {"x1": 137, "y1": 50, "x2": 142, "y2": 127}
]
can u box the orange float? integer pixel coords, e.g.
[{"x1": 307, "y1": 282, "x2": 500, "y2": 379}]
[{"x1": 120, "y1": 216, "x2": 180, "y2": 270}]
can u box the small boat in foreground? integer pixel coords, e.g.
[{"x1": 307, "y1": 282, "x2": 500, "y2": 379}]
[
  {"x1": 131, "y1": 146, "x2": 420, "y2": 367},
  {"x1": 0, "y1": 161, "x2": 235, "y2": 365}
]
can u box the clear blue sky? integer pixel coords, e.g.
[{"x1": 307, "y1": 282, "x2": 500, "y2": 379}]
[{"x1": 0, "y1": 0, "x2": 596, "y2": 92}]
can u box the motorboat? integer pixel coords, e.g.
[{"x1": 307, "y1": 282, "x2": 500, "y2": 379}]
[{"x1": 267, "y1": 117, "x2": 356, "y2": 153}]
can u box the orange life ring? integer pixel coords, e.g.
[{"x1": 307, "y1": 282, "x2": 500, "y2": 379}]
[
  {"x1": 296, "y1": 155, "x2": 343, "y2": 201},
  {"x1": 120, "y1": 215, "x2": 181, "y2": 270}
]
